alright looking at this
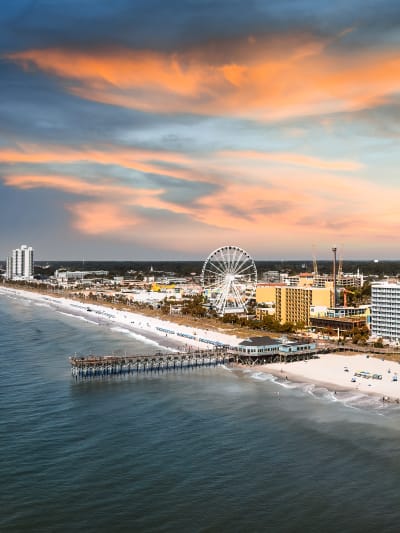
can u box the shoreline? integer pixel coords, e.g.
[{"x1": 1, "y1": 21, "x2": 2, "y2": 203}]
[
  {"x1": 3, "y1": 285, "x2": 400, "y2": 404},
  {"x1": 233, "y1": 363, "x2": 355, "y2": 393},
  {"x1": 0, "y1": 286, "x2": 241, "y2": 353},
  {"x1": 250, "y1": 354, "x2": 400, "y2": 402}
]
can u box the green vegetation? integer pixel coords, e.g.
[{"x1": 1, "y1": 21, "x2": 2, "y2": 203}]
[
  {"x1": 341, "y1": 283, "x2": 371, "y2": 306},
  {"x1": 221, "y1": 311, "x2": 298, "y2": 333},
  {"x1": 373, "y1": 338, "x2": 384, "y2": 348},
  {"x1": 351, "y1": 325, "x2": 370, "y2": 344}
]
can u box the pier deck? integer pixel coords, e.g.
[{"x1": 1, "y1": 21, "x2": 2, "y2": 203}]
[
  {"x1": 69, "y1": 347, "x2": 321, "y2": 379},
  {"x1": 70, "y1": 349, "x2": 233, "y2": 378}
]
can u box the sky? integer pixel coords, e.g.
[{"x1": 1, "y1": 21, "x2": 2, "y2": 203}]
[{"x1": 1, "y1": 0, "x2": 400, "y2": 260}]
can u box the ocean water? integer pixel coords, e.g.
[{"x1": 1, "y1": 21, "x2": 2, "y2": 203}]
[{"x1": 2, "y1": 293, "x2": 400, "y2": 533}]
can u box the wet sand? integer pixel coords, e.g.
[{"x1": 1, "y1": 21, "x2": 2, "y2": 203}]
[{"x1": 259, "y1": 354, "x2": 400, "y2": 401}]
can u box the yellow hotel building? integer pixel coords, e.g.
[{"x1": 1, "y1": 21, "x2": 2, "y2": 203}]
[{"x1": 256, "y1": 284, "x2": 333, "y2": 325}]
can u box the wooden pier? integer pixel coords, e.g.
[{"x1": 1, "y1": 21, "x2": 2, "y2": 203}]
[{"x1": 69, "y1": 349, "x2": 233, "y2": 379}]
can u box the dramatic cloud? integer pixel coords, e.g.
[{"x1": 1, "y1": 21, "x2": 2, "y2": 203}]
[
  {"x1": 2, "y1": 1, "x2": 400, "y2": 258},
  {"x1": 0, "y1": 144, "x2": 205, "y2": 183},
  {"x1": 6, "y1": 31, "x2": 400, "y2": 122},
  {"x1": 2, "y1": 149, "x2": 399, "y2": 252}
]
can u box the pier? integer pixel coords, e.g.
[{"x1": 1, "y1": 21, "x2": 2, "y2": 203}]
[{"x1": 69, "y1": 349, "x2": 233, "y2": 379}]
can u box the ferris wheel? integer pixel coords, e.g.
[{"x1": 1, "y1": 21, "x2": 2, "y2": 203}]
[{"x1": 201, "y1": 245, "x2": 257, "y2": 315}]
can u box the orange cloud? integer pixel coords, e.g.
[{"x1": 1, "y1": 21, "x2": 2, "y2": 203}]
[
  {"x1": 1, "y1": 141, "x2": 399, "y2": 250},
  {"x1": 2, "y1": 147, "x2": 399, "y2": 238},
  {"x1": 218, "y1": 150, "x2": 364, "y2": 172},
  {"x1": 2, "y1": 172, "x2": 192, "y2": 217},
  {"x1": 0, "y1": 144, "x2": 207, "y2": 183},
  {"x1": 2, "y1": 173, "x2": 161, "y2": 198},
  {"x1": 67, "y1": 202, "x2": 141, "y2": 235},
  {"x1": 3, "y1": 165, "x2": 400, "y2": 250},
  {"x1": 0, "y1": 143, "x2": 362, "y2": 199},
  {"x1": 6, "y1": 33, "x2": 400, "y2": 120},
  {"x1": 192, "y1": 167, "x2": 400, "y2": 241}
]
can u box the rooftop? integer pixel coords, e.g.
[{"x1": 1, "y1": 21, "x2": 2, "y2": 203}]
[{"x1": 239, "y1": 336, "x2": 279, "y2": 346}]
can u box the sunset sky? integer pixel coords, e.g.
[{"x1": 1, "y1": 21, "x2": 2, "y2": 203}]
[{"x1": 1, "y1": 0, "x2": 400, "y2": 260}]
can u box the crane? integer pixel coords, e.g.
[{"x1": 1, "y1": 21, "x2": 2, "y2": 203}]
[
  {"x1": 312, "y1": 245, "x2": 318, "y2": 277},
  {"x1": 338, "y1": 245, "x2": 344, "y2": 280},
  {"x1": 343, "y1": 288, "x2": 355, "y2": 307}
]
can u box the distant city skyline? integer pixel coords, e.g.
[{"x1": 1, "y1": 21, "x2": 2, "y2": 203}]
[{"x1": 1, "y1": 1, "x2": 400, "y2": 260}]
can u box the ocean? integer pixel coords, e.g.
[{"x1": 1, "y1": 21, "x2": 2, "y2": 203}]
[{"x1": 2, "y1": 292, "x2": 400, "y2": 533}]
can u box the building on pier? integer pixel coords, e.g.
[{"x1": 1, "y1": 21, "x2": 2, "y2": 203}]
[{"x1": 233, "y1": 336, "x2": 317, "y2": 364}]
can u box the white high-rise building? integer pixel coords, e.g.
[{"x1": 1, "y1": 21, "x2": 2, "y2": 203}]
[
  {"x1": 371, "y1": 282, "x2": 400, "y2": 342},
  {"x1": 6, "y1": 245, "x2": 34, "y2": 280},
  {"x1": 5, "y1": 256, "x2": 13, "y2": 279}
]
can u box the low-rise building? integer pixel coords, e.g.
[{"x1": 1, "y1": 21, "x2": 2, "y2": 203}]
[
  {"x1": 54, "y1": 269, "x2": 109, "y2": 281},
  {"x1": 310, "y1": 316, "x2": 367, "y2": 335},
  {"x1": 313, "y1": 271, "x2": 364, "y2": 288},
  {"x1": 310, "y1": 305, "x2": 370, "y2": 335},
  {"x1": 255, "y1": 303, "x2": 276, "y2": 320}
]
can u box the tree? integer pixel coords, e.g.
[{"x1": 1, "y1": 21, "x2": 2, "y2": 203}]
[{"x1": 374, "y1": 338, "x2": 384, "y2": 348}]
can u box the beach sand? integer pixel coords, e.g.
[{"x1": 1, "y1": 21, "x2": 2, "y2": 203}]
[
  {"x1": 262, "y1": 354, "x2": 400, "y2": 401},
  {"x1": 0, "y1": 287, "x2": 241, "y2": 352}
]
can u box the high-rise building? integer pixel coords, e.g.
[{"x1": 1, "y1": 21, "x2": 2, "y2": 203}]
[
  {"x1": 256, "y1": 284, "x2": 333, "y2": 325},
  {"x1": 371, "y1": 282, "x2": 400, "y2": 342},
  {"x1": 5, "y1": 256, "x2": 13, "y2": 279},
  {"x1": 6, "y1": 245, "x2": 34, "y2": 280}
]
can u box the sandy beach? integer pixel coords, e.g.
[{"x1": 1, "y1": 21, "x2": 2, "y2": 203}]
[
  {"x1": 0, "y1": 286, "x2": 241, "y2": 352},
  {"x1": 261, "y1": 354, "x2": 400, "y2": 401}
]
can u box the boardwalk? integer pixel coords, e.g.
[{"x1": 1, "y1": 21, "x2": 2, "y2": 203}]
[{"x1": 70, "y1": 349, "x2": 233, "y2": 379}]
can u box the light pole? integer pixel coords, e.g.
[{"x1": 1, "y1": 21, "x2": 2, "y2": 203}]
[{"x1": 332, "y1": 246, "x2": 337, "y2": 308}]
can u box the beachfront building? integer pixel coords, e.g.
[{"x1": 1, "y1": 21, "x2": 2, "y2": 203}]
[
  {"x1": 371, "y1": 282, "x2": 400, "y2": 342},
  {"x1": 310, "y1": 316, "x2": 368, "y2": 336},
  {"x1": 6, "y1": 244, "x2": 34, "y2": 280},
  {"x1": 234, "y1": 336, "x2": 317, "y2": 363},
  {"x1": 54, "y1": 269, "x2": 109, "y2": 285},
  {"x1": 256, "y1": 284, "x2": 332, "y2": 326},
  {"x1": 310, "y1": 304, "x2": 370, "y2": 336}
]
